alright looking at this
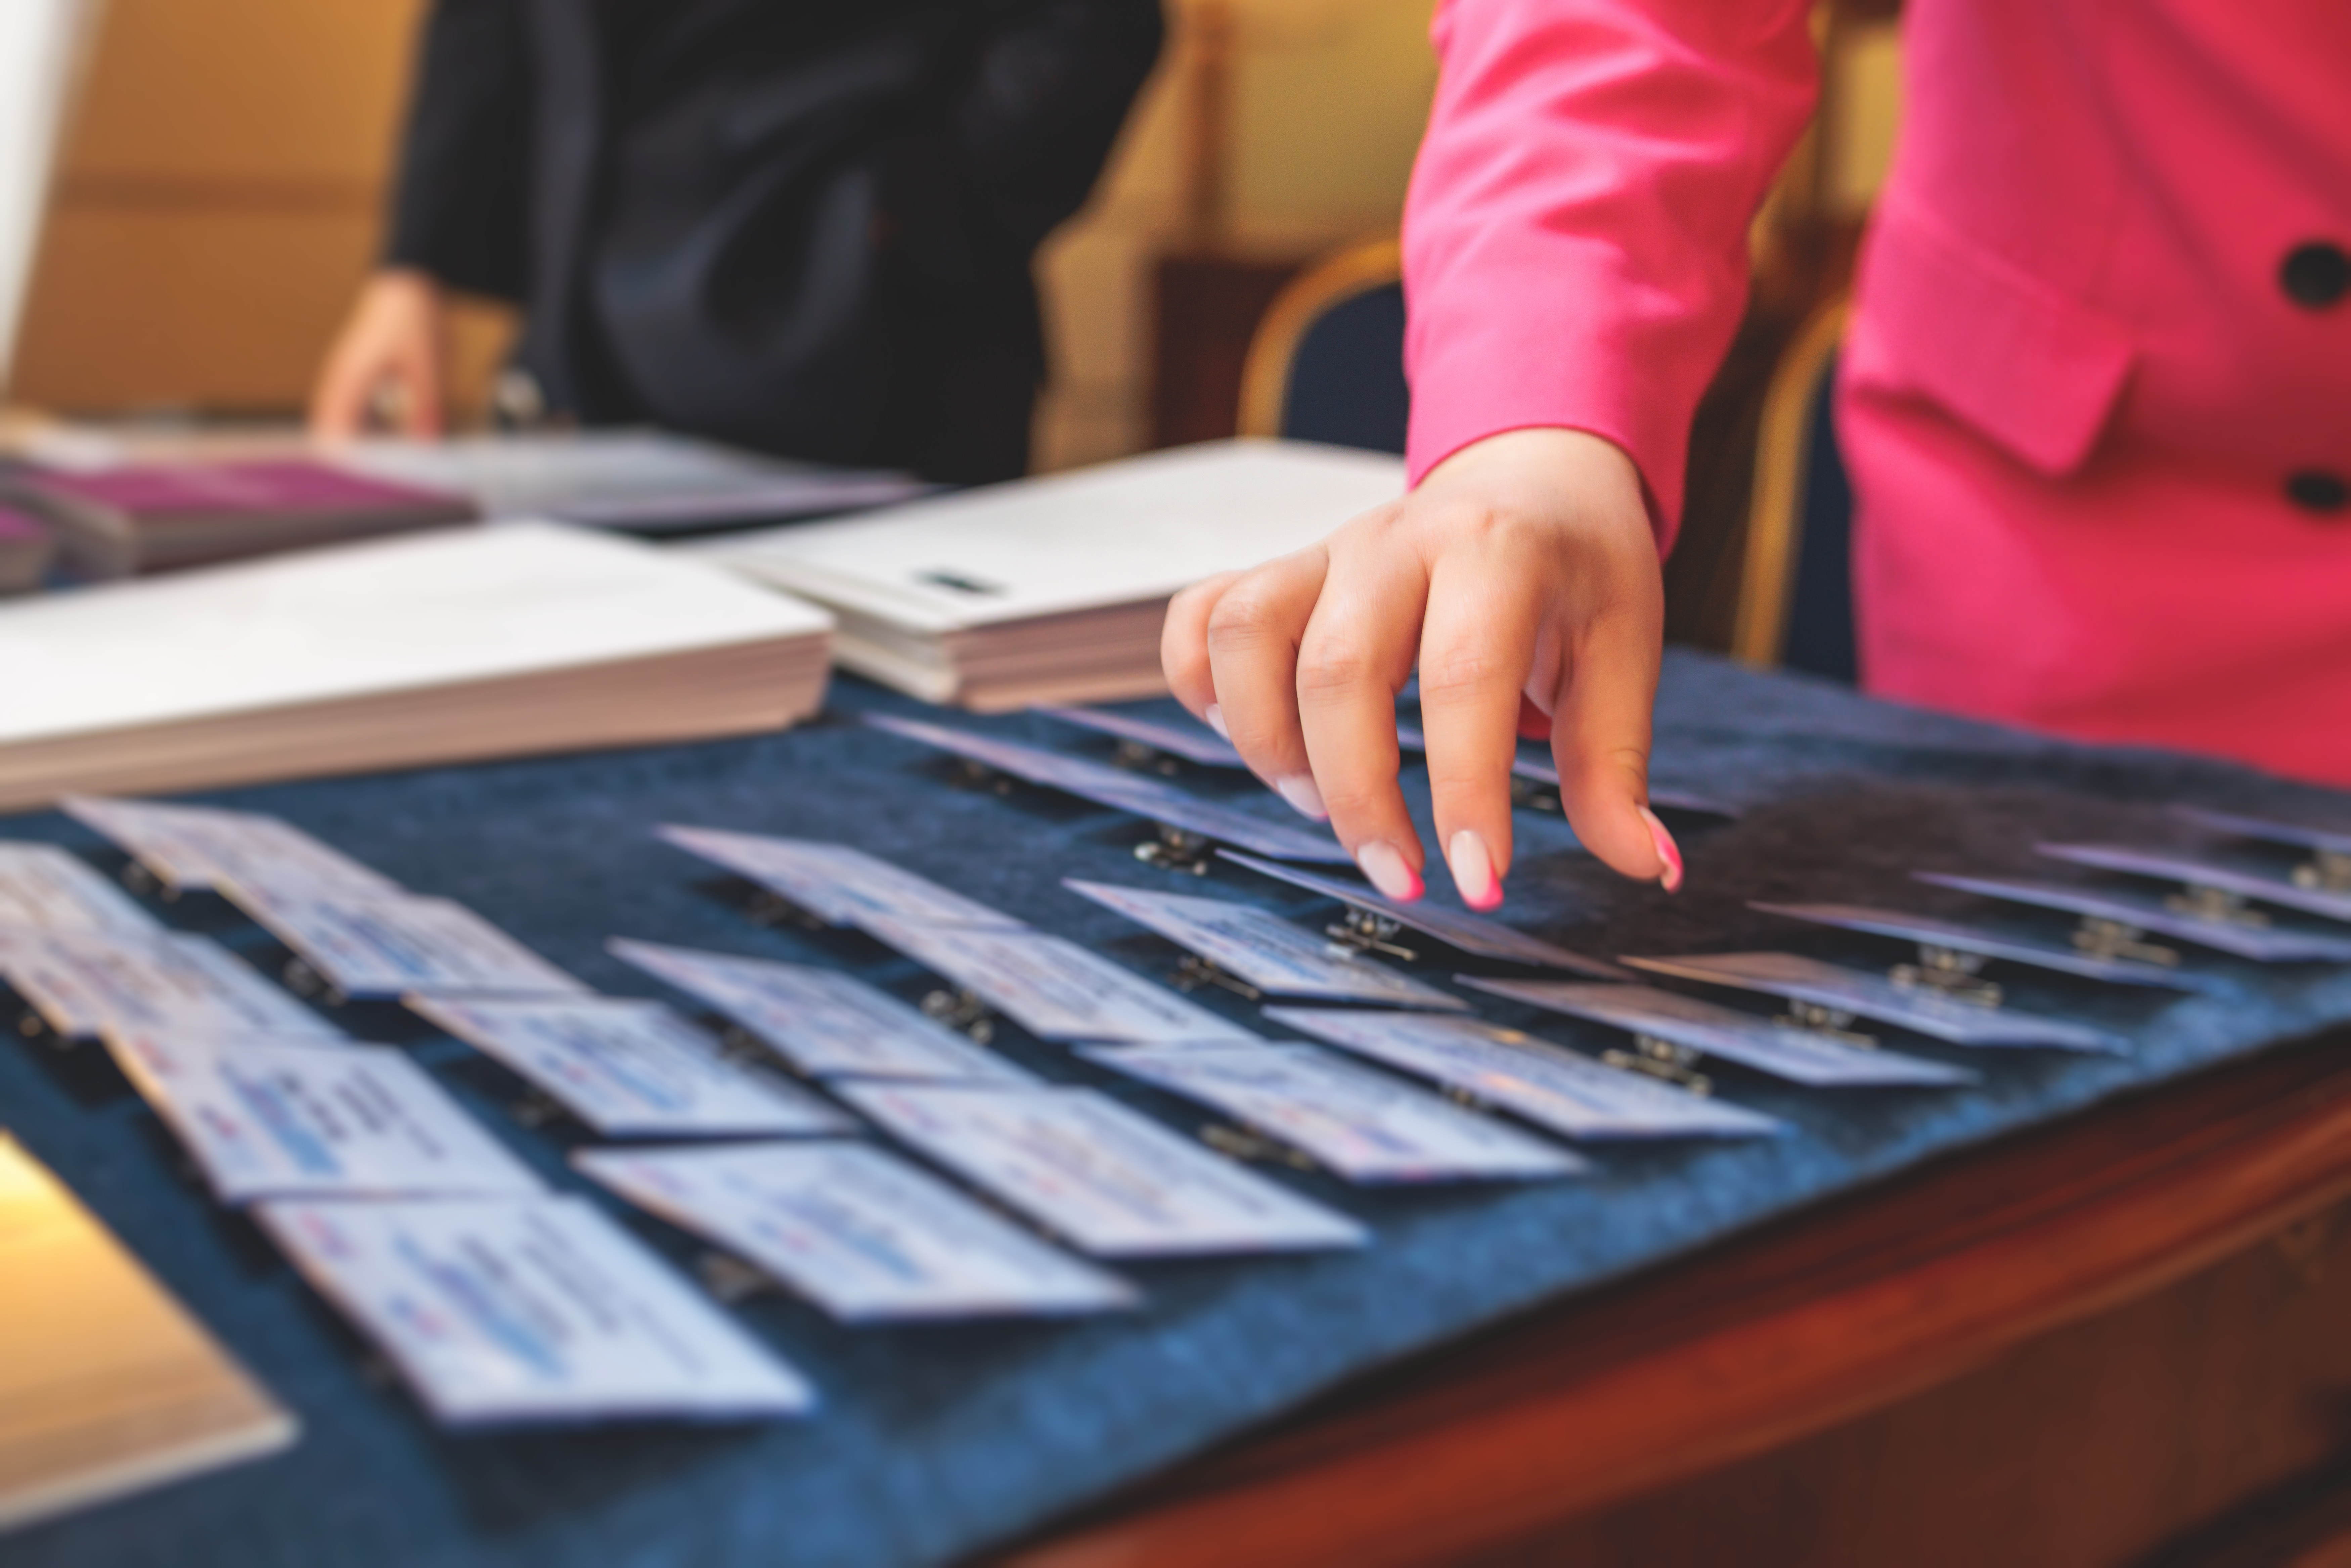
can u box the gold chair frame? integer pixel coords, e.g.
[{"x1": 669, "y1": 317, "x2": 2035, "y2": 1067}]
[
  {"x1": 1730, "y1": 295, "x2": 1851, "y2": 666},
  {"x1": 1235, "y1": 236, "x2": 1404, "y2": 439}
]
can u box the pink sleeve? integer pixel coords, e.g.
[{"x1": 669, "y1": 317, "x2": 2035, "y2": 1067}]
[{"x1": 1402, "y1": 0, "x2": 1819, "y2": 547}]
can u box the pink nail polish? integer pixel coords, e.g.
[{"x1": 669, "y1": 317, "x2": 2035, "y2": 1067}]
[
  {"x1": 1202, "y1": 704, "x2": 1230, "y2": 740},
  {"x1": 1447, "y1": 828, "x2": 1501, "y2": 911},
  {"x1": 1356, "y1": 841, "x2": 1422, "y2": 902},
  {"x1": 1274, "y1": 774, "x2": 1328, "y2": 821},
  {"x1": 1638, "y1": 805, "x2": 1683, "y2": 893}
]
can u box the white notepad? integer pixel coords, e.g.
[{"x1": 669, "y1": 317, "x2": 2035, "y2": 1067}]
[
  {"x1": 105, "y1": 1031, "x2": 543, "y2": 1204},
  {"x1": 576, "y1": 1141, "x2": 1138, "y2": 1320},
  {"x1": 0, "y1": 842, "x2": 160, "y2": 934},
  {"x1": 409, "y1": 993, "x2": 855, "y2": 1137},
  {"x1": 0, "y1": 927, "x2": 339, "y2": 1041},
  {"x1": 839, "y1": 1082, "x2": 1367, "y2": 1256},
  {"x1": 225, "y1": 883, "x2": 588, "y2": 1000},
  {"x1": 608, "y1": 938, "x2": 1035, "y2": 1084},
  {"x1": 255, "y1": 1195, "x2": 816, "y2": 1425}
]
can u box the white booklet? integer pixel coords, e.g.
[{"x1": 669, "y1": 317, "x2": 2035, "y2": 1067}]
[
  {"x1": 607, "y1": 938, "x2": 1035, "y2": 1084},
  {"x1": 837, "y1": 1082, "x2": 1367, "y2": 1256},
  {"x1": 655, "y1": 825, "x2": 1022, "y2": 931},
  {"x1": 0, "y1": 842, "x2": 160, "y2": 934},
  {"x1": 1262, "y1": 1007, "x2": 1784, "y2": 1140},
  {"x1": 1080, "y1": 1043, "x2": 1584, "y2": 1183},
  {"x1": 859, "y1": 916, "x2": 1260, "y2": 1045},
  {"x1": 1064, "y1": 879, "x2": 1469, "y2": 1010},
  {"x1": 0, "y1": 927, "x2": 339, "y2": 1041},
  {"x1": 575, "y1": 1142, "x2": 1138, "y2": 1321},
  {"x1": 225, "y1": 883, "x2": 587, "y2": 1000},
  {"x1": 408, "y1": 994, "x2": 854, "y2": 1138},
  {"x1": 63, "y1": 797, "x2": 400, "y2": 895},
  {"x1": 105, "y1": 1031, "x2": 543, "y2": 1204},
  {"x1": 255, "y1": 1196, "x2": 817, "y2": 1425}
]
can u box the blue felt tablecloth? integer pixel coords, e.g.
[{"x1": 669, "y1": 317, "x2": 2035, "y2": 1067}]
[{"x1": 8, "y1": 650, "x2": 2351, "y2": 1568}]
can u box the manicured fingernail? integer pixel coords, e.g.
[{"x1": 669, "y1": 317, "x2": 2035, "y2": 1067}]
[
  {"x1": 1356, "y1": 841, "x2": 1422, "y2": 902},
  {"x1": 1639, "y1": 805, "x2": 1683, "y2": 893},
  {"x1": 1274, "y1": 773, "x2": 1327, "y2": 821},
  {"x1": 1202, "y1": 704, "x2": 1230, "y2": 739},
  {"x1": 1447, "y1": 829, "x2": 1501, "y2": 911}
]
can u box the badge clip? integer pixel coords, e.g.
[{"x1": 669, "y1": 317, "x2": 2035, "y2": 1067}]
[
  {"x1": 2163, "y1": 884, "x2": 2270, "y2": 929},
  {"x1": 116, "y1": 860, "x2": 177, "y2": 902},
  {"x1": 1200, "y1": 1122, "x2": 1318, "y2": 1171},
  {"x1": 696, "y1": 1251, "x2": 781, "y2": 1305},
  {"x1": 1170, "y1": 954, "x2": 1263, "y2": 1001},
  {"x1": 1603, "y1": 1033, "x2": 1714, "y2": 1096},
  {"x1": 2293, "y1": 850, "x2": 2351, "y2": 895},
  {"x1": 945, "y1": 757, "x2": 1015, "y2": 796},
  {"x1": 1775, "y1": 1001, "x2": 1878, "y2": 1049},
  {"x1": 1134, "y1": 824, "x2": 1216, "y2": 875},
  {"x1": 507, "y1": 1086, "x2": 568, "y2": 1131},
  {"x1": 1508, "y1": 775, "x2": 1562, "y2": 815},
  {"x1": 1891, "y1": 944, "x2": 2003, "y2": 1007},
  {"x1": 2071, "y1": 917, "x2": 2180, "y2": 967},
  {"x1": 920, "y1": 987, "x2": 997, "y2": 1044},
  {"x1": 1322, "y1": 903, "x2": 1420, "y2": 962},
  {"x1": 281, "y1": 957, "x2": 349, "y2": 1009},
  {"x1": 1111, "y1": 738, "x2": 1182, "y2": 777},
  {"x1": 744, "y1": 889, "x2": 826, "y2": 931}
]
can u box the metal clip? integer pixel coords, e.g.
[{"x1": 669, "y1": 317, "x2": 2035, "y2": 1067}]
[
  {"x1": 1324, "y1": 904, "x2": 1420, "y2": 962},
  {"x1": 1891, "y1": 944, "x2": 2004, "y2": 1007},
  {"x1": 921, "y1": 988, "x2": 996, "y2": 1043},
  {"x1": 2293, "y1": 850, "x2": 2351, "y2": 894},
  {"x1": 507, "y1": 1087, "x2": 567, "y2": 1130},
  {"x1": 1200, "y1": 1122, "x2": 1318, "y2": 1171},
  {"x1": 1602, "y1": 1033, "x2": 1714, "y2": 1096},
  {"x1": 117, "y1": 861, "x2": 172, "y2": 901},
  {"x1": 1134, "y1": 824, "x2": 1216, "y2": 874},
  {"x1": 2071, "y1": 916, "x2": 2181, "y2": 967},
  {"x1": 1775, "y1": 1001, "x2": 1878, "y2": 1048},
  {"x1": 1111, "y1": 738, "x2": 1181, "y2": 777},
  {"x1": 1508, "y1": 774, "x2": 1562, "y2": 815},
  {"x1": 2164, "y1": 884, "x2": 2270, "y2": 929},
  {"x1": 696, "y1": 1251, "x2": 780, "y2": 1305},
  {"x1": 745, "y1": 888, "x2": 827, "y2": 930},
  {"x1": 946, "y1": 757, "x2": 1014, "y2": 795},
  {"x1": 281, "y1": 958, "x2": 348, "y2": 1008},
  {"x1": 1171, "y1": 954, "x2": 1263, "y2": 1001}
]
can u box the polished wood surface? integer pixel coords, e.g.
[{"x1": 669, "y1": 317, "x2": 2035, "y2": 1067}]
[{"x1": 1004, "y1": 1035, "x2": 2351, "y2": 1566}]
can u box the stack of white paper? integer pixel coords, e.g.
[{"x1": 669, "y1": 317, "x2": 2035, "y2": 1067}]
[
  {"x1": 0, "y1": 522, "x2": 833, "y2": 809},
  {"x1": 576, "y1": 1142, "x2": 1137, "y2": 1320},
  {"x1": 255, "y1": 1196, "x2": 816, "y2": 1425},
  {"x1": 695, "y1": 440, "x2": 1405, "y2": 709}
]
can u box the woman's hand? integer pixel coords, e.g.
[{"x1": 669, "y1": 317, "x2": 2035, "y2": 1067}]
[
  {"x1": 1162, "y1": 427, "x2": 1678, "y2": 908},
  {"x1": 308, "y1": 269, "x2": 449, "y2": 439}
]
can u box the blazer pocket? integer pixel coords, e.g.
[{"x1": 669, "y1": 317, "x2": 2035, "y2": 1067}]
[{"x1": 1856, "y1": 197, "x2": 2137, "y2": 477}]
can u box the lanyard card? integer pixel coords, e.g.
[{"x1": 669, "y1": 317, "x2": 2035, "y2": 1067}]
[
  {"x1": 1622, "y1": 952, "x2": 2127, "y2": 1053},
  {"x1": 2171, "y1": 805, "x2": 2351, "y2": 858},
  {"x1": 655, "y1": 825, "x2": 1023, "y2": 931},
  {"x1": 225, "y1": 883, "x2": 588, "y2": 1000},
  {"x1": 0, "y1": 842, "x2": 162, "y2": 935},
  {"x1": 1063, "y1": 879, "x2": 1469, "y2": 1010},
  {"x1": 1215, "y1": 851, "x2": 1627, "y2": 978},
  {"x1": 1263, "y1": 1006, "x2": 1784, "y2": 1140},
  {"x1": 575, "y1": 1141, "x2": 1138, "y2": 1321},
  {"x1": 254, "y1": 1195, "x2": 815, "y2": 1425},
  {"x1": 1915, "y1": 871, "x2": 2351, "y2": 964},
  {"x1": 2036, "y1": 842, "x2": 2351, "y2": 928},
  {"x1": 1748, "y1": 901, "x2": 2215, "y2": 992},
  {"x1": 864, "y1": 714, "x2": 1353, "y2": 864},
  {"x1": 837, "y1": 1082, "x2": 1367, "y2": 1257},
  {"x1": 62, "y1": 796, "x2": 399, "y2": 896},
  {"x1": 859, "y1": 916, "x2": 1260, "y2": 1045},
  {"x1": 1080, "y1": 1043, "x2": 1583, "y2": 1183},
  {"x1": 1460, "y1": 978, "x2": 1978, "y2": 1089},
  {"x1": 1032, "y1": 706, "x2": 1247, "y2": 769},
  {"x1": 408, "y1": 994, "x2": 854, "y2": 1138},
  {"x1": 0, "y1": 928, "x2": 339, "y2": 1041},
  {"x1": 1392, "y1": 727, "x2": 1742, "y2": 819},
  {"x1": 104, "y1": 1031, "x2": 542, "y2": 1204},
  {"x1": 607, "y1": 939, "x2": 1035, "y2": 1084}
]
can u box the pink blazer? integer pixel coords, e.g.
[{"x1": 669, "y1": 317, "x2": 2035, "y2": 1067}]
[{"x1": 1403, "y1": 0, "x2": 2351, "y2": 785}]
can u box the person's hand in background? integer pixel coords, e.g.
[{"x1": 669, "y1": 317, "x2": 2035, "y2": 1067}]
[
  {"x1": 307, "y1": 269, "x2": 449, "y2": 439},
  {"x1": 1162, "y1": 426, "x2": 1678, "y2": 908}
]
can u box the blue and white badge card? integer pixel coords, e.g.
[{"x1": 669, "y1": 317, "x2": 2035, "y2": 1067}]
[
  {"x1": 2036, "y1": 842, "x2": 2351, "y2": 927},
  {"x1": 1216, "y1": 851, "x2": 1628, "y2": 978},
  {"x1": 1391, "y1": 728, "x2": 1741, "y2": 819},
  {"x1": 0, "y1": 928, "x2": 340, "y2": 1040},
  {"x1": 1263, "y1": 1006, "x2": 1784, "y2": 1140},
  {"x1": 864, "y1": 714, "x2": 1353, "y2": 864},
  {"x1": 254, "y1": 1195, "x2": 816, "y2": 1425},
  {"x1": 858, "y1": 916, "x2": 1260, "y2": 1045},
  {"x1": 62, "y1": 796, "x2": 400, "y2": 895},
  {"x1": 1080, "y1": 1043, "x2": 1584, "y2": 1184},
  {"x1": 574, "y1": 1142, "x2": 1138, "y2": 1321},
  {"x1": 1622, "y1": 952, "x2": 2127, "y2": 1053},
  {"x1": 655, "y1": 825, "x2": 1023, "y2": 931},
  {"x1": 837, "y1": 1082, "x2": 1367, "y2": 1256},
  {"x1": 1749, "y1": 901, "x2": 2213, "y2": 991},
  {"x1": 2172, "y1": 806, "x2": 2351, "y2": 857},
  {"x1": 1915, "y1": 872, "x2": 2351, "y2": 964},
  {"x1": 1033, "y1": 706, "x2": 1247, "y2": 768},
  {"x1": 104, "y1": 1031, "x2": 541, "y2": 1204},
  {"x1": 408, "y1": 994, "x2": 855, "y2": 1138},
  {"x1": 225, "y1": 884, "x2": 589, "y2": 1000},
  {"x1": 0, "y1": 843, "x2": 161, "y2": 934},
  {"x1": 1064, "y1": 879, "x2": 1470, "y2": 1010},
  {"x1": 1459, "y1": 978, "x2": 1977, "y2": 1088},
  {"x1": 607, "y1": 938, "x2": 1035, "y2": 1084}
]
